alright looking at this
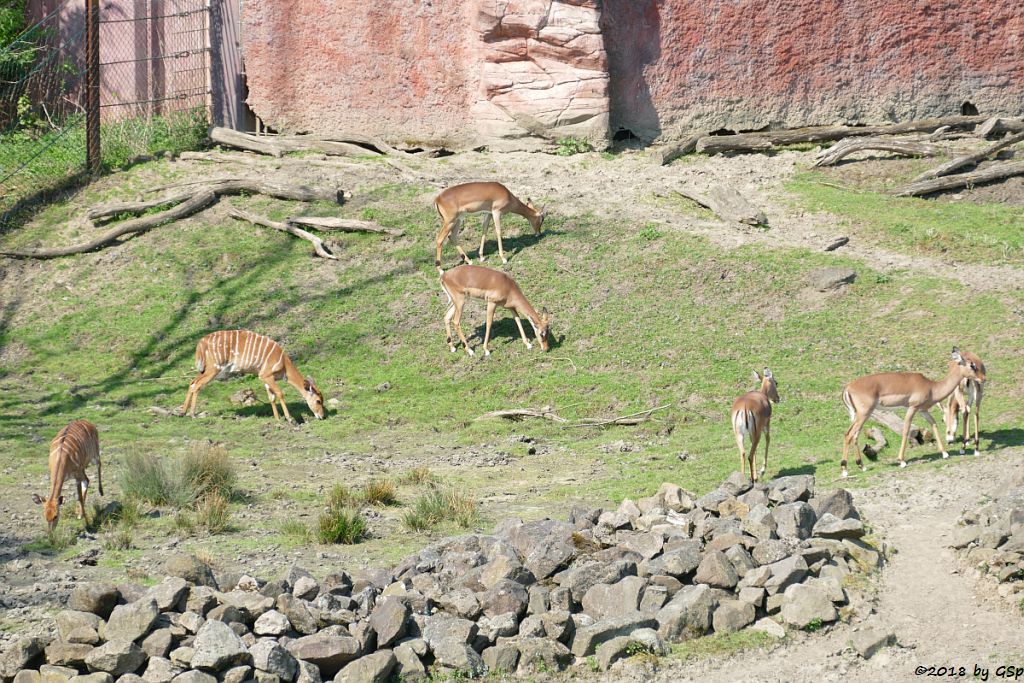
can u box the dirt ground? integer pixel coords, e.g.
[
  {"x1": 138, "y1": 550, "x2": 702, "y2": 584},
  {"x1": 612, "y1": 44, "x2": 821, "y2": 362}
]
[{"x1": 2, "y1": 141, "x2": 1024, "y2": 680}]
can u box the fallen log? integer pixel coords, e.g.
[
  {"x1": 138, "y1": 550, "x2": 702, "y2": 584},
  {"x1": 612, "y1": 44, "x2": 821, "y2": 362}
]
[
  {"x1": 209, "y1": 127, "x2": 418, "y2": 159},
  {"x1": 894, "y1": 160, "x2": 1024, "y2": 197},
  {"x1": 823, "y1": 236, "x2": 850, "y2": 252},
  {"x1": 228, "y1": 209, "x2": 338, "y2": 260},
  {"x1": 675, "y1": 186, "x2": 767, "y2": 226},
  {"x1": 474, "y1": 403, "x2": 671, "y2": 427},
  {"x1": 2, "y1": 179, "x2": 343, "y2": 259},
  {"x1": 695, "y1": 115, "x2": 989, "y2": 155},
  {"x1": 862, "y1": 426, "x2": 888, "y2": 459},
  {"x1": 912, "y1": 131, "x2": 1024, "y2": 182},
  {"x1": 977, "y1": 117, "x2": 1024, "y2": 138},
  {"x1": 648, "y1": 134, "x2": 703, "y2": 166},
  {"x1": 209, "y1": 127, "x2": 285, "y2": 157},
  {"x1": 574, "y1": 404, "x2": 671, "y2": 427},
  {"x1": 475, "y1": 406, "x2": 568, "y2": 423},
  {"x1": 813, "y1": 137, "x2": 941, "y2": 167},
  {"x1": 869, "y1": 410, "x2": 923, "y2": 445},
  {"x1": 287, "y1": 216, "x2": 404, "y2": 237}
]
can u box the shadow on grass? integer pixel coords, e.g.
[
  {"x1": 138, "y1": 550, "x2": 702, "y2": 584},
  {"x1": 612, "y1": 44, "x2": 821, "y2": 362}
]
[{"x1": 982, "y1": 428, "x2": 1024, "y2": 450}]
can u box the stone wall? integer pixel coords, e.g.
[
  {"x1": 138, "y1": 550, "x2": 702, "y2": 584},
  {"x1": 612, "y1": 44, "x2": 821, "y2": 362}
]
[{"x1": 240, "y1": 0, "x2": 1024, "y2": 148}]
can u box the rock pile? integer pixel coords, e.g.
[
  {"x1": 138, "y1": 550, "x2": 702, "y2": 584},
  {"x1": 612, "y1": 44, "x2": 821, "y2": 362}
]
[
  {"x1": 951, "y1": 469, "x2": 1024, "y2": 605},
  {"x1": 2, "y1": 473, "x2": 879, "y2": 681}
]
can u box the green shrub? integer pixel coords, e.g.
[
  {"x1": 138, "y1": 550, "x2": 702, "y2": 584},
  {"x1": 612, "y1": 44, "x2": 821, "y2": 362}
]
[
  {"x1": 120, "y1": 444, "x2": 236, "y2": 508},
  {"x1": 402, "y1": 485, "x2": 478, "y2": 532},
  {"x1": 555, "y1": 136, "x2": 593, "y2": 156},
  {"x1": 317, "y1": 506, "x2": 367, "y2": 544},
  {"x1": 359, "y1": 479, "x2": 399, "y2": 507},
  {"x1": 196, "y1": 492, "x2": 232, "y2": 534}
]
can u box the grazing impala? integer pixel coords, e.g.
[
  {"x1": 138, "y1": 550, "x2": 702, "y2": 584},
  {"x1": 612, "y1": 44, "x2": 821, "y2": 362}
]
[
  {"x1": 731, "y1": 369, "x2": 780, "y2": 482},
  {"x1": 840, "y1": 347, "x2": 985, "y2": 477},
  {"x1": 180, "y1": 330, "x2": 326, "y2": 422},
  {"x1": 439, "y1": 265, "x2": 551, "y2": 356},
  {"x1": 434, "y1": 182, "x2": 545, "y2": 269},
  {"x1": 943, "y1": 351, "x2": 986, "y2": 456},
  {"x1": 32, "y1": 420, "x2": 102, "y2": 531}
]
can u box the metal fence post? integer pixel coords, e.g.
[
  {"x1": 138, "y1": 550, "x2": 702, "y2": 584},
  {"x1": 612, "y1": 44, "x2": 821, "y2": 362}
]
[{"x1": 85, "y1": 0, "x2": 101, "y2": 176}]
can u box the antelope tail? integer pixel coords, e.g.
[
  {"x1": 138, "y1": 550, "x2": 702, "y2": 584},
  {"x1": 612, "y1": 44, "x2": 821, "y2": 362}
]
[
  {"x1": 732, "y1": 409, "x2": 755, "y2": 437},
  {"x1": 842, "y1": 387, "x2": 855, "y2": 423}
]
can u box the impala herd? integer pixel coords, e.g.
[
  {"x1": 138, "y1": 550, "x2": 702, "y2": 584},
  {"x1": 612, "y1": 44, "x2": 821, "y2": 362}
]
[{"x1": 33, "y1": 181, "x2": 990, "y2": 531}]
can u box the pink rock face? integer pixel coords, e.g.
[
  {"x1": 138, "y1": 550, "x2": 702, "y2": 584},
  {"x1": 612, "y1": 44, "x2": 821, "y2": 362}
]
[
  {"x1": 603, "y1": 0, "x2": 1024, "y2": 139},
  {"x1": 242, "y1": 0, "x2": 610, "y2": 149},
  {"x1": 242, "y1": 0, "x2": 1024, "y2": 148}
]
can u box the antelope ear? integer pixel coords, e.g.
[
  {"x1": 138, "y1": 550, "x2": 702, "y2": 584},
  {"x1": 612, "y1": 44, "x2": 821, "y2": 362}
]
[
  {"x1": 764, "y1": 368, "x2": 773, "y2": 379},
  {"x1": 32, "y1": 493, "x2": 42, "y2": 505},
  {"x1": 951, "y1": 347, "x2": 963, "y2": 363},
  {"x1": 751, "y1": 370, "x2": 762, "y2": 383},
  {"x1": 303, "y1": 378, "x2": 313, "y2": 392},
  {"x1": 541, "y1": 307, "x2": 549, "y2": 317}
]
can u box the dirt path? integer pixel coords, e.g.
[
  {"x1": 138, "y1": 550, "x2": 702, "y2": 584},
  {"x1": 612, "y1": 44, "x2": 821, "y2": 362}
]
[{"x1": 630, "y1": 449, "x2": 1024, "y2": 683}]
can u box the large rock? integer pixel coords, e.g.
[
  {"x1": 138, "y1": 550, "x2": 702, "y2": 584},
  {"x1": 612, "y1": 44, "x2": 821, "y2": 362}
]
[
  {"x1": 105, "y1": 600, "x2": 160, "y2": 643},
  {"x1": 84, "y1": 641, "x2": 147, "y2": 676},
  {"x1": 515, "y1": 637, "x2": 571, "y2": 673},
  {"x1": 169, "y1": 673, "x2": 215, "y2": 683},
  {"x1": 712, "y1": 600, "x2": 755, "y2": 634},
  {"x1": 509, "y1": 520, "x2": 577, "y2": 580},
  {"x1": 140, "y1": 630, "x2": 174, "y2": 659},
  {"x1": 561, "y1": 560, "x2": 635, "y2": 602},
  {"x1": 478, "y1": 556, "x2": 533, "y2": 590},
  {"x1": 772, "y1": 502, "x2": 817, "y2": 540},
  {"x1": 69, "y1": 584, "x2": 120, "y2": 618},
  {"x1": 694, "y1": 550, "x2": 738, "y2": 589},
  {"x1": 392, "y1": 643, "x2": 426, "y2": 682},
  {"x1": 333, "y1": 650, "x2": 395, "y2": 683},
  {"x1": 752, "y1": 539, "x2": 790, "y2": 566},
  {"x1": 808, "y1": 267, "x2": 857, "y2": 292},
  {"x1": 767, "y1": 476, "x2": 814, "y2": 504},
  {"x1": 251, "y1": 640, "x2": 297, "y2": 682},
  {"x1": 275, "y1": 596, "x2": 318, "y2": 636},
  {"x1": 643, "y1": 542, "x2": 701, "y2": 578},
  {"x1": 367, "y1": 598, "x2": 409, "y2": 648},
  {"x1": 2, "y1": 637, "x2": 46, "y2": 678},
  {"x1": 764, "y1": 555, "x2": 809, "y2": 595},
  {"x1": 655, "y1": 584, "x2": 717, "y2": 642},
  {"x1": 615, "y1": 531, "x2": 664, "y2": 560},
  {"x1": 45, "y1": 642, "x2": 96, "y2": 668},
  {"x1": 478, "y1": 579, "x2": 529, "y2": 618},
  {"x1": 190, "y1": 621, "x2": 251, "y2": 671},
  {"x1": 569, "y1": 612, "x2": 657, "y2": 656},
  {"x1": 741, "y1": 505, "x2": 778, "y2": 540},
  {"x1": 145, "y1": 579, "x2": 189, "y2": 613},
  {"x1": 165, "y1": 555, "x2": 217, "y2": 588},
  {"x1": 421, "y1": 614, "x2": 478, "y2": 650},
  {"x1": 285, "y1": 632, "x2": 360, "y2": 677},
  {"x1": 253, "y1": 611, "x2": 291, "y2": 637},
  {"x1": 813, "y1": 514, "x2": 866, "y2": 540},
  {"x1": 811, "y1": 489, "x2": 860, "y2": 521},
  {"x1": 56, "y1": 612, "x2": 102, "y2": 642},
  {"x1": 780, "y1": 583, "x2": 838, "y2": 628},
  {"x1": 481, "y1": 644, "x2": 519, "y2": 675},
  {"x1": 142, "y1": 657, "x2": 182, "y2": 683},
  {"x1": 581, "y1": 576, "x2": 646, "y2": 620},
  {"x1": 431, "y1": 639, "x2": 484, "y2": 678}
]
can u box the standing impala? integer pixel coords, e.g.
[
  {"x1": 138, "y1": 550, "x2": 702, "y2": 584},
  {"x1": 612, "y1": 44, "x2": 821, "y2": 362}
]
[
  {"x1": 180, "y1": 330, "x2": 326, "y2": 422},
  {"x1": 840, "y1": 347, "x2": 985, "y2": 477},
  {"x1": 32, "y1": 420, "x2": 102, "y2": 531},
  {"x1": 439, "y1": 264, "x2": 551, "y2": 356},
  {"x1": 730, "y1": 369, "x2": 780, "y2": 482},
  {"x1": 943, "y1": 351, "x2": 986, "y2": 456},
  {"x1": 433, "y1": 182, "x2": 544, "y2": 269}
]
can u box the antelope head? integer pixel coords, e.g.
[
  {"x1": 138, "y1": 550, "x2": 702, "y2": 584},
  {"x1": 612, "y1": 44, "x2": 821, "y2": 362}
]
[
  {"x1": 534, "y1": 308, "x2": 552, "y2": 352},
  {"x1": 753, "y1": 368, "x2": 781, "y2": 403},
  {"x1": 951, "y1": 347, "x2": 985, "y2": 382},
  {"x1": 303, "y1": 378, "x2": 327, "y2": 419},
  {"x1": 527, "y1": 199, "x2": 545, "y2": 235},
  {"x1": 32, "y1": 493, "x2": 63, "y2": 532}
]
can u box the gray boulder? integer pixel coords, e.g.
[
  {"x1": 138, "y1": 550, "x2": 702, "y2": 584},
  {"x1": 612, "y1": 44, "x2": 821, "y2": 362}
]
[
  {"x1": 104, "y1": 599, "x2": 160, "y2": 643},
  {"x1": 251, "y1": 640, "x2": 297, "y2": 682},
  {"x1": 285, "y1": 631, "x2": 360, "y2": 678},
  {"x1": 539, "y1": 611, "x2": 573, "y2": 644},
  {"x1": 808, "y1": 267, "x2": 856, "y2": 292},
  {"x1": 169, "y1": 673, "x2": 215, "y2": 683},
  {"x1": 644, "y1": 542, "x2": 701, "y2": 578},
  {"x1": 773, "y1": 502, "x2": 817, "y2": 540},
  {"x1": 569, "y1": 612, "x2": 657, "y2": 656},
  {"x1": 275, "y1": 595, "x2": 317, "y2": 636},
  {"x1": 367, "y1": 598, "x2": 408, "y2": 648},
  {"x1": 436, "y1": 589, "x2": 481, "y2": 620},
  {"x1": 515, "y1": 638, "x2": 571, "y2": 673},
  {"x1": 741, "y1": 505, "x2": 778, "y2": 540},
  {"x1": 481, "y1": 643, "x2": 519, "y2": 674},
  {"x1": 392, "y1": 643, "x2": 426, "y2": 682},
  {"x1": 509, "y1": 520, "x2": 576, "y2": 580},
  {"x1": 56, "y1": 612, "x2": 102, "y2": 642},
  {"x1": 615, "y1": 531, "x2": 664, "y2": 560},
  {"x1": 254, "y1": 611, "x2": 291, "y2": 637},
  {"x1": 767, "y1": 475, "x2": 814, "y2": 503},
  {"x1": 141, "y1": 657, "x2": 181, "y2": 683},
  {"x1": 780, "y1": 583, "x2": 837, "y2": 628},
  {"x1": 478, "y1": 555, "x2": 533, "y2": 589},
  {"x1": 1, "y1": 637, "x2": 46, "y2": 678},
  {"x1": 655, "y1": 584, "x2": 717, "y2": 642},
  {"x1": 145, "y1": 579, "x2": 189, "y2": 613},
  {"x1": 752, "y1": 539, "x2": 790, "y2": 565},
  {"x1": 295, "y1": 661, "x2": 321, "y2": 683},
  {"x1": 694, "y1": 550, "x2": 738, "y2": 588},
  {"x1": 139, "y1": 630, "x2": 173, "y2": 659},
  {"x1": 85, "y1": 642, "x2": 146, "y2": 676},
  {"x1": 479, "y1": 579, "x2": 528, "y2": 618},
  {"x1": 764, "y1": 555, "x2": 808, "y2": 595},
  {"x1": 45, "y1": 642, "x2": 94, "y2": 668},
  {"x1": 164, "y1": 555, "x2": 217, "y2": 588},
  {"x1": 811, "y1": 489, "x2": 859, "y2": 520},
  {"x1": 190, "y1": 620, "x2": 251, "y2": 671},
  {"x1": 712, "y1": 600, "x2": 755, "y2": 634},
  {"x1": 813, "y1": 513, "x2": 865, "y2": 539},
  {"x1": 332, "y1": 650, "x2": 394, "y2": 683},
  {"x1": 220, "y1": 666, "x2": 252, "y2": 683},
  {"x1": 421, "y1": 613, "x2": 478, "y2": 650},
  {"x1": 581, "y1": 576, "x2": 646, "y2": 620},
  {"x1": 562, "y1": 560, "x2": 635, "y2": 602},
  {"x1": 69, "y1": 584, "x2": 120, "y2": 619},
  {"x1": 431, "y1": 639, "x2": 484, "y2": 677}
]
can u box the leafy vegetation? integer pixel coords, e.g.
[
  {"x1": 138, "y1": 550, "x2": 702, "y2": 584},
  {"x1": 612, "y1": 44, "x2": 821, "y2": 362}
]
[
  {"x1": 119, "y1": 443, "x2": 236, "y2": 508},
  {"x1": 402, "y1": 485, "x2": 478, "y2": 532},
  {"x1": 317, "y1": 502, "x2": 367, "y2": 545},
  {"x1": 555, "y1": 136, "x2": 593, "y2": 156},
  {"x1": 669, "y1": 630, "x2": 776, "y2": 662}
]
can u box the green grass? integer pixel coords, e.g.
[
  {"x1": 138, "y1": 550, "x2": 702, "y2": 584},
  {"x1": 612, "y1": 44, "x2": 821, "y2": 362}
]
[
  {"x1": 119, "y1": 444, "x2": 236, "y2": 507},
  {"x1": 787, "y1": 171, "x2": 1024, "y2": 263},
  {"x1": 317, "y1": 505, "x2": 367, "y2": 545},
  {"x1": 402, "y1": 486, "x2": 478, "y2": 531},
  {"x1": 669, "y1": 630, "x2": 777, "y2": 662}
]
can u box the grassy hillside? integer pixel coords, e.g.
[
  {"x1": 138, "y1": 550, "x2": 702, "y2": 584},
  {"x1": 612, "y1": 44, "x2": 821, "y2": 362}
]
[{"x1": 2, "y1": 151, "x2": 1022, "y2": 568}]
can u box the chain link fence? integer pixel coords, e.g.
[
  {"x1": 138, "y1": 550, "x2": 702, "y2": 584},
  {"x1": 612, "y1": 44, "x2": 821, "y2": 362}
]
[{"x1": 0, "y1": 0, "x2": 211, "y2": 232}]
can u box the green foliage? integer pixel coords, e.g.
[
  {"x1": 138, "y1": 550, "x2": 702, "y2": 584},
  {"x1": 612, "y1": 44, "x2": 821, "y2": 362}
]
[
  {"x1": 402, "y1": 485, "x2": 478, "y2": 532},
  {"x1": 638, "y1": 224, "x2": 663, "y2": 241},
  {"x1": 555, "y1": 136, "x2": 593, "y2": 156},
  {"x1": 802, "y1": 618, "x2": 824, "y2": 632},
  {"x1": 399, "y1": 466, "x2": 437, "y2": 485},
  {"x1": 119, "y1": 444, "x2": 236, "y2": 508},
  {"x1": 280, "y1": 519, "x2": 313, "y2": 544},
  {"x1": 670, "y1": 630, "x2": 775, "y2": 662},
  {"x1": 359, "y1": 478, "x2": 399, "y2": 506},
  {"x1": 326, "y1": 484, "x2": 353, "y2": 510},
  {"x1": 196, "y1": 492, "x2": 232, "y2": 533},
  {"x1": 317, "y1": 505, "x2": 367, "y2": 545}
]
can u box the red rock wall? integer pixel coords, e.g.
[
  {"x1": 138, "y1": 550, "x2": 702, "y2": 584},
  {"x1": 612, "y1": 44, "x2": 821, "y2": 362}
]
[
  {"x1": 603, "y1": 0, "x2": 1024, "y2": 139},
  {"x1": 241, "y1": 0, "x2": 1024, "y2": 147}
]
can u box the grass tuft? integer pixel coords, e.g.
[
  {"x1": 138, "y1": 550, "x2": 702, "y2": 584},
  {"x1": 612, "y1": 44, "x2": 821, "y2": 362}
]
[
  {"x1": 317, "y1": 505, "x2": 367, "y2": 544},
  {"x1": 402, "y1": 485, "x2": 478, "y2": 531},
  {"x1": 120, "y1": 444, "x2": 236, "y2": 509},
  {"x1": 359, "y1": 478, "x2": 399, "y2": 507},
  {"x1": 400, "y1": 466, "x2": 437, "y2": 485},
  {"x1": 196, "y1": 492, "x2": 232, "y2": 534}
]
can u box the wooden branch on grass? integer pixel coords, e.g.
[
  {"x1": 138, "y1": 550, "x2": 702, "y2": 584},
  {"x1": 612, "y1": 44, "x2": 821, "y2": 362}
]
[
  {"x1": 862, "y1": 426, "x2": 888, "y2": 459},
  {"x1": 977, "y1": 117, "x2": 1024, "y2": 138},
  {"x1": 2, "y1": 179, "x2": 343, "y2": 260},
  {"x1": 648, "y1": 134, "x2": 703, "y2": 166},
  {"x1": 869, "y1": 410, "x2": 922, "y2": 445},
  {"x1": 287, "y1": 216, "x2": 404, "y2": 237},
  {"x1": 893, "y1": 161, "x2": 1024, "y2": 197},
  {"x1": 209, "y1": 126, "x2": 418, "y2": 159},
  {"x1": 812, "y1": 137, "x2": 941, "y2": 167},
  {"x1": 912, "y1": 131, "x2": 1024, "y2": 182},
  {"x1": 228, "y1": 209, "x2": 338, "y2": 260},
  {"x1": 574, "y1": 404, "x2": 672, "y2": 427},
  {"x1": 695, "y1": 115, "x2": 989, "y2": 155},
  {"x1": 475, "y1": 406, "x2": 568, "y2": 423},
  {"x1": 474, "y1": 403, "x2": 671, "y2": 427},
  {"x1": 675, "y1": 186, "x2": 767, "y2": 226}
]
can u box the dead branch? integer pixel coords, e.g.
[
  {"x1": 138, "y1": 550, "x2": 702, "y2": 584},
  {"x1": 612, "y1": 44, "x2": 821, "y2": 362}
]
[
  {"x1": 675, "y1": 186, "x2": 767, "y2": 226},
  {"x1": 893, "y1": 161, "x2": 1024, "y2": 197},
  {"x1": 474, "y1": 406, "x2": 568, "y2": 423},
  {"x1": 86, "y1": 191, "x2": 196, "y2": 222},
  {"x1": 977, "y1": 117, "x2": 1024, "y2": 138},
  {"x1": 574, "y1": 404, "x2": 672, "y2": 427},
  {"x1": 209, "y1": 126, "x2": 418, "y2": 159},
  {"x1": 179, "y1": 150, "x2": 368, "y2": 171},
  {"x1": 228, "y1": 209, "x2": 338, "y2": 260},
  {"x1": 862, "y1": 426, "x2": 888, "y2": 459},
  {"x1": 869, "y1": 410, "x2": 923, "y2": 446},
  {"x1": 209, "y1": 127, "x2": 285, "y2": 157},
  {"x1": 287, "y1": 216, "x2": 404, "y2": 237},
  {"x1": 695, "y1": 115, "x2": 989, "y2": 155},
  {"x1": 823, "y1": 236, "x2": 850, "y2": 252},
  {"x1": 912, "y1": 131, "x2": 1024, "y2": 182},
  {"x1": 648, "y1": 134, "x2": 703, "y2": 166},
  {"x1": 812, "y1": 137, "x2": 941, "y2": 167},
  {"x1": 1, "y1": 191, "x2": 216, "y2": 259}
]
